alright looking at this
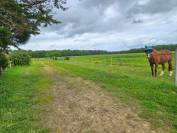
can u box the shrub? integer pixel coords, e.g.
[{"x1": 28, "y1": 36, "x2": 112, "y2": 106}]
[
  {"x1": 10, "y1": 51, "x2": 31, "y2": 66},
  {"x1": 64, "y1": 56, "x2": 70, "y2": 60},
  {"x1": 52, "y1": 57, "x2": 58, "y2": 60},
  {"x1": 0, "y1": 53, "x2": 9, "y2": 74}
]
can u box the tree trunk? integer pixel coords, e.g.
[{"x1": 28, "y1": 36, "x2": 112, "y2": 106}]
[{"x1": 0, "y1": 66, "x2": 3, "y2": 75}]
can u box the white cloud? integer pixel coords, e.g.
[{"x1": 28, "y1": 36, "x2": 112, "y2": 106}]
[{"x1": 137, "y1": 0, "x2": 151, "y2": 6}]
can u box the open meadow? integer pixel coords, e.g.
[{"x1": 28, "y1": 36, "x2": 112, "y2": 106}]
[
  {"x1": 51, "y1": 53, "x2": 177, "y2": 132},
  {"x1": 0, "y1": 53, "x2": 177, "y2": 133}
]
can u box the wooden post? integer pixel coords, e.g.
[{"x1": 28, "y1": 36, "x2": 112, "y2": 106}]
[
  {"x1": 175, "y1": 48, "x2": 177, "y2": 86},
  {"x1": 9, "y1": 61, "x2": 12, "y2": 68}
]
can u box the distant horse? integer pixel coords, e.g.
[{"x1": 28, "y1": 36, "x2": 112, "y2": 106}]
[{"x1": 144, "y1": 46, "x2": 173, "y2": 77}]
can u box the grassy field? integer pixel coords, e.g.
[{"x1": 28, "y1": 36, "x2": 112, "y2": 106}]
[
  {"x1": 0, "y1": 60, "x2": 52, "y2": 133},
  {"x1": 50, "y1": 53, "x2": 177, "y2": 132},
  {"x1": 0, "y1": 53, "x2": 177, "y2": 133}
]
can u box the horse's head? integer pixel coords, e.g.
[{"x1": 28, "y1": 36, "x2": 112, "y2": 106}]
[{"x1": 144, "y1": 46, "x2": 153, "y2": 58}]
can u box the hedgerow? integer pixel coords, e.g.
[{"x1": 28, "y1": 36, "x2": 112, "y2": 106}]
[{"x1": 10, "y1": 51, "x2": 31, "y2": 66}]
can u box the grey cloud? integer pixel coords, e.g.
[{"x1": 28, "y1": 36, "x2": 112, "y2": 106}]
[
  {"x1": 127, "y1": 0, "x2": 177, "y2": 17},
  {"x1": 23, "y1": 0, "x2": 177, "y2": 51},
  {"x1": 56, "y1": 0, "x2": 177, "y2": 37}
]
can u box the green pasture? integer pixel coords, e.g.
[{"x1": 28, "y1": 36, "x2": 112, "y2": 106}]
[
  {"x1": 0, "y1": 53, "x2": 177, "y2": 133},
  {"x1": 0, "y1": 60, "x2": 52, "y2": 133},
  {"x1": 51, "y1": 53, "x2": 177, "y2": 132}
]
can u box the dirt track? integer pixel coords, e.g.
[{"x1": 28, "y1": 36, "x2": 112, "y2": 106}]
[{"x1": 41, "y1": 65, "x2": 157, "y2": 133}]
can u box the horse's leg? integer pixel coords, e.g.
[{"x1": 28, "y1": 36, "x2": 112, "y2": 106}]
[
  {"x1": 150, "y1": 64, "x2": 154, "y2": 77},
  {"x1": 160, "y1": 64, "x2": 165, "y2": 76},
  {"x1": 168, "y1": 60, "x2": 173, "y2": 76},
  {"x1": 155, "y1": 64, "x2": 158, "y2": 77}
]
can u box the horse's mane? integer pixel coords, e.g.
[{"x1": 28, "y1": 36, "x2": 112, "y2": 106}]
[
  {"x1": 152, "y1": 49, "x2": 160, "y2": 55},
  {"x1": 152, "y1": 49, "x2": 171, "y2": 55},
  {"x1": 152, "y1": 49, "x2": 159, "y2": 53}
]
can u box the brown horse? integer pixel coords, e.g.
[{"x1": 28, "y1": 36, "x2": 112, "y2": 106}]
[{"x1": 145, "y1": 48, "x2": 173, "y2": 77}]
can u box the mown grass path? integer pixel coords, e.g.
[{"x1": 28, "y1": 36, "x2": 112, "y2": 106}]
[{"x1": 41, "y1": 60, "x2": 158, "y2": 133}]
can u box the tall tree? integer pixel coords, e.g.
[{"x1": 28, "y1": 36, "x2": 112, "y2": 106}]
[
  {"x1": 0, "y1": 0, "x2": 67, "y2": 47},
  {"x1": 0, "y1": 27, "x2": 12, "y2": 53}
]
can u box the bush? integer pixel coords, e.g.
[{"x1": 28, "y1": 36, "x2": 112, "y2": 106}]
[
  {"x1": 52, "y1": 57, "x2": 58, "y2": 60},
  {"x1": 64, "y1": 56, "x2": 70, "y2": 60},
  {"x1": 0, "y1": 53, "x2": 9, "y2": 74},
  {"x1": 10, "y1": 51, "x2": 31, "y2": 66}
]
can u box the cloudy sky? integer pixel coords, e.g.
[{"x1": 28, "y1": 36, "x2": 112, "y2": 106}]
[{"x1": 21, "y1": 0, "x2": 177, "y2": 51}]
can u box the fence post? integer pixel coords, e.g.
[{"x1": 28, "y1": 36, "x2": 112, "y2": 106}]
[{"x1": 175, "y1": 48, "x2": 177, "y2": 86}]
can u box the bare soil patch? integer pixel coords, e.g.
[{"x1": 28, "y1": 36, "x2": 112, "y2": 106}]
[{"x1": 42, "y1": 65, "x2": 158, "y2": 133}]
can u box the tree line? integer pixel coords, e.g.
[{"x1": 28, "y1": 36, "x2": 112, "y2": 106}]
[
  {"x1": 24, "y1": 44, "x2": 177, "y2": 58},
  {"x1": 112, "y1": 44, "x2": 177, "y2": 54},
  {"x1": 27, "y1": 50, "x2": 108, "y2": 58}
]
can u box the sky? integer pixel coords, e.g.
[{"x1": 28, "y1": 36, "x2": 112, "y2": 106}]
[{"x1": 21, "y1": 0, "x2": 177, "y2": 51}]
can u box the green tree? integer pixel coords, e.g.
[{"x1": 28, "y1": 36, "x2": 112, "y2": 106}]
[
  {"x1": 0, "y1": 0, "x2": 67, "y2": 45},
  {"x1": 0, "y1": 27, "x2": 11, "y2": 74},
  {"x1": 0, "y1": 27, "x2": 12, "y2": 53},
  {"x1": 0, "y1": 0, "x2": 66, "y2": 74}
]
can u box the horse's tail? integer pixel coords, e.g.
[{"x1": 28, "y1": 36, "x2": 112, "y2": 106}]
[{"x1": 168, "y1": 59, "x2": 172, "y2": 71}]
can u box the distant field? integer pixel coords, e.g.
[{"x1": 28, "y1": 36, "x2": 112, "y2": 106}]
[{"x1": 51, "y1": 53, "x2": 177, "y2": 132}]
